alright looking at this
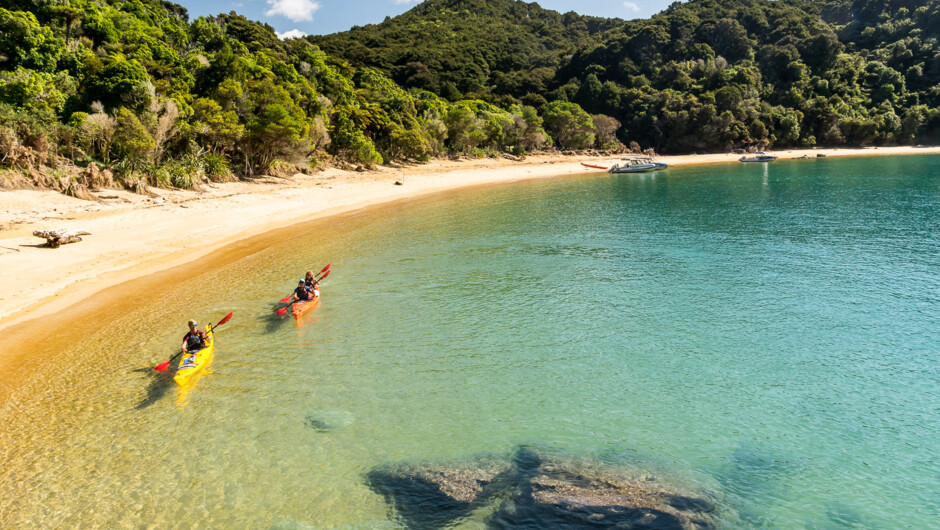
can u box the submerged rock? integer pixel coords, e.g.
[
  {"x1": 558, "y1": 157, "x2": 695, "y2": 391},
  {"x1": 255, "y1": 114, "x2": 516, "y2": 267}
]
[
  {"x1": 366, "y1": 446, "x2": 722, "y2": 529},
  {"x1": 304, "y1": 410, "x2": 355, "y2": 432},
  {"x1": 367, "y1": 457, "x2": 512, "y2": 528}
]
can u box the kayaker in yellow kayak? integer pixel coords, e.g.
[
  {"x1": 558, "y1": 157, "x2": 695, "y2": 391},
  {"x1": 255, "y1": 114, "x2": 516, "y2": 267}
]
[{"x1": 180, "y1": 319, "x2": 209, "y2": 367}]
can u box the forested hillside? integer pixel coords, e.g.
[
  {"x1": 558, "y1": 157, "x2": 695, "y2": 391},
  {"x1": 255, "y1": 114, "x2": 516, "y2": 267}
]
[
  {"x1": 312, "y1": 0, "x2": 621, "y2": 104},
  {"x1": 0, "y1": 0, "x2": 563, "y2": 193},
  {"x1": 316, "y1": 0, "x2": 940, "y2": 152},
  {"x1": 3, "y1": 0, "x2": 940, "y2": 194}
]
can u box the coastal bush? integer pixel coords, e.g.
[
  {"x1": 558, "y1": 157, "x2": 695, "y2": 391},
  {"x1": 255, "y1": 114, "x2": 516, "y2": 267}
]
[
  {"x1": 202, "y1": 151, "x2": 233, "y2": 182},
  {"x1": 543, "y1": 101, "x2": 596, "y2": 150}
]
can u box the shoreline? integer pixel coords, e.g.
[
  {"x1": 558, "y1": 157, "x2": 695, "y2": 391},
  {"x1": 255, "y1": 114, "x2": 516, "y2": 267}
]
[{"x1": 1, "y1": 146, "x2": 938, "y2": 346}]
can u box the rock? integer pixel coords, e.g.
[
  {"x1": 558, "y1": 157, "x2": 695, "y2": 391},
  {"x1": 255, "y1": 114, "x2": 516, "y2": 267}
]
[
  {"x1": 304, "y1": 410, "x2": 354, "y2": 432},
  {"x1": 366, "y1": 447, "x2": 722, "y2": 529},
  {"x1": 367, "y1": 457, "x2": 513, "y2": 528}
]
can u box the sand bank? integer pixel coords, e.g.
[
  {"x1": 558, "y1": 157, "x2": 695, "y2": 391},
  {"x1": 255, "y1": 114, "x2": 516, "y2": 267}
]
[{"x1": 1, "y1": 145, "x2": 938, "y2": 338}]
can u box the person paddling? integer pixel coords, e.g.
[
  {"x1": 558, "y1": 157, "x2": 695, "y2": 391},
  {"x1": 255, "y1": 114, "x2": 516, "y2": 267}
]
[
  {"x1": 304, "y1": 271, "x2": 321, "y2": 298},
  {"x1": 180, "y1": 319, "x2": 208, "y2": 367},
  {"x1": 289, "y1": 279, "x2": 313, "y2": 304}
]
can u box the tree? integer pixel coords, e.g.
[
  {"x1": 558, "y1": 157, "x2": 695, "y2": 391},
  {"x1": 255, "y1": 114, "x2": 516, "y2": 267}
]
[
  {"x1": 542, "y1": 101, "x2": 595, "y2": 149},
  {"x1": 592, "y1": 114, "x2": 621, "y2": 149},
  {"x1": 0, "y1": 9, "x2": 62, "y2": 73},
  {"x1": 239, "y1": 78, "x2": 311, "y2": 175},
  {"x1": 86, "y1": 59, "x2": 151, "y2": 111},
  {"x1": 113, "y1": 107, "x2": 154, "y2": 172},
  {"x1": 192, "y1": 97, "x2": 243, "y2": 155}
]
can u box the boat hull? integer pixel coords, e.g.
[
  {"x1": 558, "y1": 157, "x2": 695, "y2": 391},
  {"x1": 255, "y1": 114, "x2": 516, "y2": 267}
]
[
  {"x1": 608, "y1": 163, "x2": 668, "y2": 174},
  {"x1": 292, "y1": 293, "x2": 321, "y2": 319}
]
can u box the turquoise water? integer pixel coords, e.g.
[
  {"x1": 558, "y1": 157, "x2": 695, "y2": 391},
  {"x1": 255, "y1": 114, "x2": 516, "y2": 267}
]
[{"x1": 0, "y1": 156, "x2": 938, "y2": 528}]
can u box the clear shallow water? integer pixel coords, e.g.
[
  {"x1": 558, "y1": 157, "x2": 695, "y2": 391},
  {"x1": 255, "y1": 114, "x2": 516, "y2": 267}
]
[{"x1": 1, "y1": 156, "x2": 939, "y2": 528}]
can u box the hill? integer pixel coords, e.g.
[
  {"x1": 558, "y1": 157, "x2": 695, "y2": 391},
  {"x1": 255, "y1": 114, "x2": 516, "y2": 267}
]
[
  {"x1": 0, "y1": 0, "x2": 565, "y2": 194},
  {"x1": 315, "y1": 0, "x2": 940, "y2": 152},
  {"x1": 311, "y1": 0, "x2": 621, "y2": 104}
]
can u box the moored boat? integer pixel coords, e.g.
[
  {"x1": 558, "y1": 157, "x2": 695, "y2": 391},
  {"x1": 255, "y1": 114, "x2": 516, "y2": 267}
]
[
  {"x1": 740, "y1": 151, "x2": 777, "y2": 162},
  {"x1": 608, "y1": 157, "x2": 668, "y2": 173},
  {"x1": 174, "y1": 323, "x2": 214, "y2": 385}
]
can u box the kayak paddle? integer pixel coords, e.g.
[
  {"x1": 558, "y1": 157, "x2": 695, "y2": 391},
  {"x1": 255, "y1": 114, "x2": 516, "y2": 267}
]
[
  {"x1": 152, "y1": 312, "x2": 233, "y2": 372},
  {"x1": 276, "y1": 264, "x2": 330, "y2": 306},
  {"x1": 277, "y1": 269, "x2": 330, "y2": 316}
]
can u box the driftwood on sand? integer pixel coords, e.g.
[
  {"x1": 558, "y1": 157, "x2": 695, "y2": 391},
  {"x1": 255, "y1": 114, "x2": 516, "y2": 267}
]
[{"x1": 33, "y1": 229, "x2": 91, "y2": 248}]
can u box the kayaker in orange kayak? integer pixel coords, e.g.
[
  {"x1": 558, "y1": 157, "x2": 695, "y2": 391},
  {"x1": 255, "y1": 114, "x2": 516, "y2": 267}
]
[
  {"x1": 304, "y1": 271, "x2": 321, "y2": 298},
  {"x1": 289, "y1": 279, "x2": 314, "y2": 303},
  {"x1": 180, "y1": 319, "x2": 208, "y2": 366}
]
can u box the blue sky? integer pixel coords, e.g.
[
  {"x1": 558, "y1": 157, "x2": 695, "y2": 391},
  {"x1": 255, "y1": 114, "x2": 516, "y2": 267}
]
[{"x1": 177, "y1": 0, "x2": 674, "y2": 38}]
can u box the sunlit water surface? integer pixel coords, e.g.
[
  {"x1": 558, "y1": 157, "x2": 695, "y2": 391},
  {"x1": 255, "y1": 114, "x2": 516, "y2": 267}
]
[{"x1": 1, "y1": 156, "x2": 938, "y2": 528}]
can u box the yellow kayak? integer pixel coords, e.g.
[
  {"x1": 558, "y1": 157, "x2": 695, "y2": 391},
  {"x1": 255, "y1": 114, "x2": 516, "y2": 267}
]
[{"x1": 174, "y1": 323, "x2": 214, "y2": 385}]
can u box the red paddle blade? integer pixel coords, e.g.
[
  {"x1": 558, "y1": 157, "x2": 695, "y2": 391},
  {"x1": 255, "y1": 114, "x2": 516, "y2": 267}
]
[
  {"x1": 319, "y1": 269, "x2": 330, "y2": 281},
  {"x1": 279, "y1": 294, "x2": 292, "y2": 303},
  {"x1": 216, "y1": 312, "x2": 233, "y2": 327},
  {"x1": 319, "y1": 263, "x2": 330, "y2": 275},
  {"x1": 153, "y1": 359, "x2": 171, "y2": 372},
  {"x1": 276, "y1": 306, "x2": 288, "y2": 316}
]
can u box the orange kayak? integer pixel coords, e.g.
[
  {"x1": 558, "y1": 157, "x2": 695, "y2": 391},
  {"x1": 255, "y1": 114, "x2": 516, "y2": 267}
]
[
  {"x1": 581, "y1": 162, "x2": 608, "y2": 170},
  {"x1": 292, "y1": 293, "x2": 321, "y2": 319}
]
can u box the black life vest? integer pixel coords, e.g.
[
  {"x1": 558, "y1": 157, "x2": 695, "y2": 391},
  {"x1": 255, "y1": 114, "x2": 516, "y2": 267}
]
[{"x1": 185, "y1": 331, "x2": 205, "y2": 351}]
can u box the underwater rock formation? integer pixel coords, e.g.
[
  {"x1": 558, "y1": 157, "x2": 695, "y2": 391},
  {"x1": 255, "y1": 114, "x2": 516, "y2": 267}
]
[
  {"x1": 304, "y1": 410, "x2": 355, "y2": 432},
  {"x1": 367, "y1": 446, "x2": 720, "y2": 529}
]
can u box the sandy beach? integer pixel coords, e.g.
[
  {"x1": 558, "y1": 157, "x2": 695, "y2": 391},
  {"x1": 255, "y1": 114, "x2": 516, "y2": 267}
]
[{"x1": 1, "y1": 145, "x2": 939, "y2": 339}]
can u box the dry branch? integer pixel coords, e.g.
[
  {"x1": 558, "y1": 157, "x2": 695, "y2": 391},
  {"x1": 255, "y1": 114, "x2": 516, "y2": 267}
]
[{"x1": 33, "y1": 229, "x2": 91, "y2": 248}]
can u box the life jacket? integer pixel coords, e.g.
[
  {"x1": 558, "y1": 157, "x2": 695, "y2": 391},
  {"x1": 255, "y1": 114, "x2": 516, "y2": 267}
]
[
  {"x1": 295, "y1": 286, "x2": 311, "y2": 301},
  {"x1": 184, "y1": 331, "x2": 205, "y2": 351}
]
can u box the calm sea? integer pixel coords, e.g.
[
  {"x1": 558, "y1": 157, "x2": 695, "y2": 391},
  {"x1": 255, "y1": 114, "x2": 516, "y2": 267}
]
[{"x1": 0, "y1": 155, "x2": 938, "y2": 528}]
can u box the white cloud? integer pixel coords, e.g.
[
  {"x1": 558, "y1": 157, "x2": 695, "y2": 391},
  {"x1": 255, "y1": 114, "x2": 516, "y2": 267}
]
[
  {"x1": 277, "y1": 29, "x2": 307, "y2": 39},
  {"x1": 266, "y1": 0, "x2": 320, "y2": 22},
  {"x1": 623, "y1": 1, "x2": 640, "y2": 12}
]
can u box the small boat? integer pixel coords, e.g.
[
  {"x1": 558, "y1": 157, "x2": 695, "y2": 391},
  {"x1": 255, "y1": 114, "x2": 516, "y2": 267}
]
[
  {"x1": 581, "y1": 162, "x2": 608, "y2": 170},
  {"x1": 608, "y1": 157, "x2": 668, "y2": 173},
  {"x1": 175, "y1": 323, "x2": 214, "y2": 385},
  {"x1": 740, "y1": 151, "x2": 777, "y2": 162},
  {"x1": 292, "y1": 292, "x2": 321, "y2": 319}
]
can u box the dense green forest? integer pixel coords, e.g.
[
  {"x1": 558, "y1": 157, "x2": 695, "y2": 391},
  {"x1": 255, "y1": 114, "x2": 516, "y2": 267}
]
[
  {"x1": 2, "y1": 0, "x2": 939, "y2": 193},
  {"x1": 316, "y1": 0, "x2": 940, "y2": 152},
  {"x1": 0, "y1": 0, "x2": 561, "y2": 192}
]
